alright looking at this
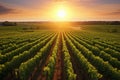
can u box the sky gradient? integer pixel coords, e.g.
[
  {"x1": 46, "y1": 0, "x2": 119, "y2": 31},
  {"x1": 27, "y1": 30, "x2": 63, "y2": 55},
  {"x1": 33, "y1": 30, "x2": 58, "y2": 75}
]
[{"x1": 0, "y1": 0, "x2": 120, "y2": 21}]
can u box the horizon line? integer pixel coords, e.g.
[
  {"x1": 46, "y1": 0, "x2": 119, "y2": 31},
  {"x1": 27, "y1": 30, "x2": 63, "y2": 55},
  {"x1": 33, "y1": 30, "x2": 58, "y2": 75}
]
[{"x1": 0, "y1": 20, "x2": 120, "y2": 22}]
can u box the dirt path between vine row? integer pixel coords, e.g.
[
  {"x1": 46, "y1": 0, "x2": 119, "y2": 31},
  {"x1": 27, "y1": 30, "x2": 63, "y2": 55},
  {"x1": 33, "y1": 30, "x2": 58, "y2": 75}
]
[
  {"x1": 68, "y1": 51, "x2": 88, "y2": 80},
  {"x1": 28, "y1": 36, "x2": 57, "y2": 80},
  {"x1": 52, "y1": 33, "x2": 64, "y2": 80},
  {"x1": 65, "y1": 34, "x2": 109, "y2": 80}
]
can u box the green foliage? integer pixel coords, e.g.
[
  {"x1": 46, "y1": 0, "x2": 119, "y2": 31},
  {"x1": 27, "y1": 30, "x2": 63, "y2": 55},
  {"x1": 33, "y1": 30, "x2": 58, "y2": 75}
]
[
  {"x1": 65, "y1": 32, "x2": 120, "y2": 80},
  {"x1": 0, "y1": 25, "x2": 120, "y2": 80},
  {"x1": 0, "y1": 33, "x2": 55, "y2": 80},
  {"x1": 19, "y1": 34, "x2": 56, "y2": 80},
  {"x1": 43, "y1": 34, "x2": 59, "y2": 80},
  {"x1": 62, "y1": 35, "x2": 76, "y2": 80}
]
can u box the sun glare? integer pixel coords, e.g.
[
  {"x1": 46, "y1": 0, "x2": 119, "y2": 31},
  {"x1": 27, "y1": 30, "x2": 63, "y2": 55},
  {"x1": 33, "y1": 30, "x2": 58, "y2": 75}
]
[
  {"x1": 51, "y1": 3, "x2": 72, "y2": 21},
  {"x1": 57, "y1": 9, "x2": 66, "y2": 18}
]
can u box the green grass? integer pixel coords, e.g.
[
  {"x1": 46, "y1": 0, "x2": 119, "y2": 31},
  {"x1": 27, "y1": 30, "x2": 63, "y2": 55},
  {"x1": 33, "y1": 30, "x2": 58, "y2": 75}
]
[{"x1": 0, "y1": 23, "x2": 120, "y2": 42}]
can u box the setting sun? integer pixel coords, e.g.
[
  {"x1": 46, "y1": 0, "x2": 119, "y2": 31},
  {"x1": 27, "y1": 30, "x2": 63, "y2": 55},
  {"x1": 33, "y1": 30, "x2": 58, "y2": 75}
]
[
  {"x1": 53, "y1": 4, "x2": 69, "y2": 21},
  {"x1": 0, "y1": 0, "x2": 120, "y2": 80},
  {"x1": 57, "y1": 9, "x2": 66, "y2": 19}
]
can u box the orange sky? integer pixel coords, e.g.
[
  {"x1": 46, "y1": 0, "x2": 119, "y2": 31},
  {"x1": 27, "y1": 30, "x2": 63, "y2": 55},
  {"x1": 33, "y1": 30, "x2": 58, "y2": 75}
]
[{"x1": 0, "y1": 0, "x2": 120, "y2": 21}]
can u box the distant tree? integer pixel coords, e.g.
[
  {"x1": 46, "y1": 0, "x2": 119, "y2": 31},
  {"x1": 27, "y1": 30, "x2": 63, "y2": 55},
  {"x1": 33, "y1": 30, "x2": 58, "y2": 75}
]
[
  {"x1": 1, "y1": 21, "x2": 17, "y2": 26},
  {"x1": 111, "y1": 21, "x2": 120, "y2": 25}
]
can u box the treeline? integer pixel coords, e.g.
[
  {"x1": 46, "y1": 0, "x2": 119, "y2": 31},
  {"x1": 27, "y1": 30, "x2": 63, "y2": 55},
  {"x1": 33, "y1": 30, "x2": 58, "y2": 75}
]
[
  {"x1": 26, "y1": 21, "x2": 120, "y2": 25},
  {"x1": 20, "y1": 21, "x2": 120, "y2": 25},
  {"x1": 0, "y1": 21, "x2": 120, "y2": 27},
  {"x1": 71, "y1": 21, "x2": 120, "y2": 25},
  {"x1": 0, "y1": 21, "x2": 17, "y2": 26}
]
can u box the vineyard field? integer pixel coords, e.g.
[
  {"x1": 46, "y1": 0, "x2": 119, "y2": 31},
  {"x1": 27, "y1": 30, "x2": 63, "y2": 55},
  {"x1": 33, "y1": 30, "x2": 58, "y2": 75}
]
[{"x1": 0, "y1": 24, "x2": 120, "y2": 80}]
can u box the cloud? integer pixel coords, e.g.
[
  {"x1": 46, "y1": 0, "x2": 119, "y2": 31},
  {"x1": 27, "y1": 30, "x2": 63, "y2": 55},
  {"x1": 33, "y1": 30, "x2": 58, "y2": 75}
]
[
  {"x1": 0, "y1": 5, "x2": 14, "y2": 14},
  {"x1": 107, "y1": 9, "x2": 120, "y2": 15}
]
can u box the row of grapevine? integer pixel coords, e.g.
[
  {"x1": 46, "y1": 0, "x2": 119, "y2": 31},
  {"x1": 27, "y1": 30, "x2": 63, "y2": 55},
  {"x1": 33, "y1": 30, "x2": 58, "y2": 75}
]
[
  {"x1": 62, "y1": 34, "x2": 76, "y2": 80},
  {"x1": 72, "y1": 32, "x2": 120, "y2": 60},
  {"x1": 0, "y1": 36, "x2": 40, "y2": 54},
  {"x1": 64, "y1": 33, "x2": 102, "y2": 80},
  {"x1": 104, "y1": 48, "x2": 120, "y2": 60},
  {"x1": 0, "y1": 33, "x2": 56, "y2": 79},
  {"x1": 1, "y1": 41, "x2": 29, "y2": 54},
  {"x1": 70, "y1": 32, "x2": 120, "y2": 55},
  {"x1": 99, "y1": 51, "x2": 120, "y2": 69},
  {"x1": 43, "y1": 34, "x2": 59, "y2": 80},
  {"x1": 66, "y1": 33, "x2": 120, "y2": 80},
  {"x1": 72, "y1": 31, "x2": 120, "y2": 52},
  {"x1": 72, "y1": 32, "x2": 120, "y2": 61},
  {"x1": 1, "y1": 33, "x2": 53, "y2": 55},
  {"x1": 93, "y1": 40, "x2": 120, "y2": 52},
  {"x1": 19, "y1": 33, "x2": 57, "y2": 80},
  {"x1": 0, "y1": 32, "x2": 44, "y2": 50},
  {"x1": 101, "y1": 40, "x2": 120, "y2": 49},
  {"x1": 0, "y1": 33, "x2": 54, "y2": 64},
  {"x1": 68, "y1": 33, "x2": 120, "y2": 69}
]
